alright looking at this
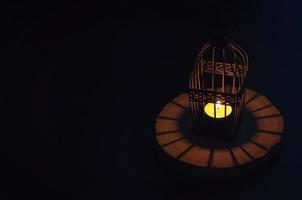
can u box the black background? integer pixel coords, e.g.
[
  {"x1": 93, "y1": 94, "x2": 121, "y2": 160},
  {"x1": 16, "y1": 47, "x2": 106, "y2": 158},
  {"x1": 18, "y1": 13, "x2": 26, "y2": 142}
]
[{"x1": 2, "y1": 1, "x2": 302, "y2": 199}]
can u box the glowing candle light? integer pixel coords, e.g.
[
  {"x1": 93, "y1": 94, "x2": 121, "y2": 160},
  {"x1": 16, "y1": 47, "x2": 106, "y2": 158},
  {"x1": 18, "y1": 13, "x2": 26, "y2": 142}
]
[{"x1": 204, "y1": 101, "x2": 232, "y2": 118}]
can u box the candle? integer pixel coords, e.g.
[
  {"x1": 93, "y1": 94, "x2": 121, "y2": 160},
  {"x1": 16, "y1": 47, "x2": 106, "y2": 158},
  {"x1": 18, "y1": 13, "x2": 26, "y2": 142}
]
[{"x1": 204, "y1": 101, "x2": 232, "y2": 118}]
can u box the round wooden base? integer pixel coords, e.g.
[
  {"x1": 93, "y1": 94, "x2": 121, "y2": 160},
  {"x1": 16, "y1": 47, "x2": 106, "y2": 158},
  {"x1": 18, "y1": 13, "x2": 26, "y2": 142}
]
[{"x1": 154, "y1": 88, "x2": 284, "y2": 180}]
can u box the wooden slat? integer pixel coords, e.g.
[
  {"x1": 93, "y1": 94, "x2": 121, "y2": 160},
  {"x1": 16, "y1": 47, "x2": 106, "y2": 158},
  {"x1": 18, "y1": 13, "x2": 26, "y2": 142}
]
[
  {"x1": 171, "y1": 100, "x2": 187, "y2": 110},
  {"x1": 239, "y1": 146, "x2": 255, "y2": 160},
  {"x1": 179, "y1": 146, "x2": 211, "y2": 167},
  {"x1": 156, "y1": 130, "x2": 180, "y2": 135},
  {"x1": 208, "y1": 149, "x2": 214, "y2": 167},
  {"x1": 211, "y1": 149, "x2": 235, "y2": 168},
  {"x1": 156, "y1": 132, "x2": 184, "y2": 146},
  {"x1": 228, "y1": 148, "x2": 238, "y2": 166},
  {"x1": 161, "y1": 137, "x2": 185, "y2": 147},
  {"x1": 241, "y1": 142, "x2": 267, "y2": 159},
  {"x1": 157, "y1": 116, "x2": 179, "y2": 121},
  {"x1": 231, "y1": 147, "x2": 252, "y2": 165},
  {"x1": 177, "y1": 145, "x2": 194, "y2": 159},
  {"x1": 163, "y1": 138, "x2": 192, "y2": 158},
  {"x1": 251, "y1": 132, "x2": 281, "y2": 149}
]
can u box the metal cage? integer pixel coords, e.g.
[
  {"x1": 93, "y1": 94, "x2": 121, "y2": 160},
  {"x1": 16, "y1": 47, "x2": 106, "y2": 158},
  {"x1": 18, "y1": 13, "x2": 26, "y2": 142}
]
[{"x1": 189, "y1": 40, "x2": 248, "y2": 141}]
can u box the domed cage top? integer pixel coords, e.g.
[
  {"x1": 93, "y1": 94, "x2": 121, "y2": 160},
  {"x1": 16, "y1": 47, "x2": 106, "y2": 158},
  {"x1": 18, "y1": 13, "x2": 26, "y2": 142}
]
[{"x1": 189, "y1": 41, "x2": 248, "y2": 141}]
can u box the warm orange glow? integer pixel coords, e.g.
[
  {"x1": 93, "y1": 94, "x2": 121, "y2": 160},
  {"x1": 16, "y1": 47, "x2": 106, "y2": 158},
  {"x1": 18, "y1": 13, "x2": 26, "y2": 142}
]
[{"x1": 204, "y1": 101, "x2": 232, "y2": 118}]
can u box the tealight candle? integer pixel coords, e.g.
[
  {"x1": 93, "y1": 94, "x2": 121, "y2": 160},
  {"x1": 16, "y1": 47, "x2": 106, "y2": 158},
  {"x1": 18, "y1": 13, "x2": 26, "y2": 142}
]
[{"x1": 204, "y1": 101, "x2": 232, "y2": 118}]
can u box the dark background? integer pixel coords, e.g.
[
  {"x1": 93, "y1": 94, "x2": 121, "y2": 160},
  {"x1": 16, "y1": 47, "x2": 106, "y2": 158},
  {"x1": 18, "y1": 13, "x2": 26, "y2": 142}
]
[{"x1": 2, "y1": 1, "x2": 302, "y2": 199}]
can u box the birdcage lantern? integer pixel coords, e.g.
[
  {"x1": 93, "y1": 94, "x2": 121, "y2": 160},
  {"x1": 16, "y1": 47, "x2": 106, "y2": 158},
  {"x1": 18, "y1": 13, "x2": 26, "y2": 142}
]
[{"x1": 189, "y1": 38, "x2": 248, "y2": 141}]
